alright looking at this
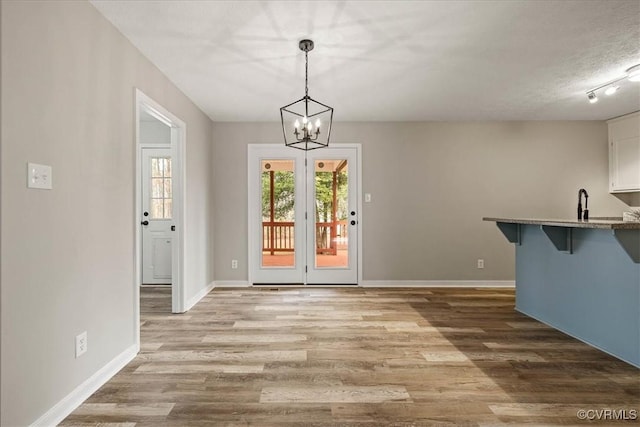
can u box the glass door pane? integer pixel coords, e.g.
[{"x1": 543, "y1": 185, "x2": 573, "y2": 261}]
[
  {"x1": 150, "y1": 157, "x2": 172, "y2": 219},
  {"x1": 261, "y1": 159, "x2": 296, "y2": 268},
  {"x1": 313, "y1": 159, "x2": 349, "y2": 268}
]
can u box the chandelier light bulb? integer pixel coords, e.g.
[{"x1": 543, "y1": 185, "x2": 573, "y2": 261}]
[
  {"x1": 294, "y1": 119, "x2": 300, "y2": 129},
  {"x1": 604, "y1": 86, "x2": 619, "y2": 96},
  {"x1": 307, "y1": 122, "x2": 313, "y2": 131},
  {"x1": 302, "y1": 116, "x2": 308, "y2": 124},
  {"x1": 315, "y1": 119, "x2": 321, "y2": 128}
]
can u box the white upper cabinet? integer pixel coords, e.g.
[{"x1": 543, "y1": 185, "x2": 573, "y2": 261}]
[{"x1": 608, "y1": 112, "x2": 640, "y2": 193}]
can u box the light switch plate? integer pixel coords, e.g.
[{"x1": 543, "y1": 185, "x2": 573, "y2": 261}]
[
  {"x1": 75, "y1": 331, "x2": 87, "y2": 358},
  {"x1": 27, "y1": 163, "x2": 52, "y2": 189},
  {"x1": 364, "y1": 193, "x2": 372, "y2": 203}
]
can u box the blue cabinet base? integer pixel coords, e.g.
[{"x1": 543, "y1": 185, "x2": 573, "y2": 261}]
[{"x1": 515, "y1": 225, "x2": 639, "y2": 368}]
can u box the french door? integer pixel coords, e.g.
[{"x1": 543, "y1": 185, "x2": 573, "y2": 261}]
[{"x1": 248, "y1": 144, "x2": 359, "y2": 285}]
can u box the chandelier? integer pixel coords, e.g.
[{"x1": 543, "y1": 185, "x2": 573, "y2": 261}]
[{"x1": 280, "y1": 39, "x2": 333, "y2": 150}]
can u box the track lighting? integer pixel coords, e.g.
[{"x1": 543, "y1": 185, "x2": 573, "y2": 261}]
[
  {"x1": 586, "y1": 63, "x2": 640, "y2": 103},
  {"x1": 627, "y1": 64, "x2": 640, "y2": 82}
]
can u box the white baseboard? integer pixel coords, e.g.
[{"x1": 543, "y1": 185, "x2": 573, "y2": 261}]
[
  {"x1": 31, "y1": 344, "x2": 137, "y2": 427},
  {"x1": 211, "y1": 280, "x2": 514, "y2": 288},
  {"x1": 184, "y1": 281, "x2": 216, "y2": 310},
  {"x1": 360, "y1": 280, "x2": 515, "y2": 288},
  {"x1": 214, "y1": 280, "x2": 251, "y2": 288}
]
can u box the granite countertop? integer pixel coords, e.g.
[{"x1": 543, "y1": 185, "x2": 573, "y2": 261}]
[{"x1": 483, "y1": 217, "x2": 640, "y2": 230}]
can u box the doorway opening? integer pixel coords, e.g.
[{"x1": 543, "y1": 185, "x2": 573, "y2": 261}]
[
  {"x1": 135, "y1": 89, "x2": 186, "y2": 347},
  {"x1": 248, "y1": 144, "x2": 362, "y2": 285},
  {"x1": 141, "y1": 147, "x2": 173, "y2": 285}
]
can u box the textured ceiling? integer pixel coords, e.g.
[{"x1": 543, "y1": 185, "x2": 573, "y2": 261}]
[{"x1": 91, "y1": 0, "x2": 640, "y2": 122}]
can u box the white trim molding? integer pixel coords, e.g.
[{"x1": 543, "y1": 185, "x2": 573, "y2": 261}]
[
  {"x1": 135, "y1": 88, "x2": 187, "y2": 320},
  {"x1": 214, "y1": 280, "x2": 252, "y2": 288},
  {"x1": 360, "y1": 280, "x2": 515, "y2": 288},
  {"x1": 184, "y1": 282, "x2": 215, "y2": 310},
  {"x1": 30, "y1": 345, "x2": 137, "y2": 427},
  {"x1": 210, "y1": 280, "x2": 514, "y2": 288}
]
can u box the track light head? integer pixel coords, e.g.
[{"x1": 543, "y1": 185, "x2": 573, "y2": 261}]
[
  {"x1": 627, "y1": 64, "x2": 640, "y2": 82},
  {"x1": 587, "y1": 92, "x2": 598, "y2": 103},
  {"x1": 604, "y1": 86, "x2": 619, "y2": 96}
]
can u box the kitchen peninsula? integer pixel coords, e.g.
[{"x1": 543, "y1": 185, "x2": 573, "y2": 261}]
[{"x1": 484, "y1": 217, "x2": 640, "y2": 368}]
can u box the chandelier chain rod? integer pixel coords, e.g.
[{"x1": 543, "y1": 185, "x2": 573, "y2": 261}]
[
  {"x1": 304, "y1": 50, "x2": 309, "y2": 118},
  {"x1": 305, "y1": 50, "x2": 309, "y2": 98}
]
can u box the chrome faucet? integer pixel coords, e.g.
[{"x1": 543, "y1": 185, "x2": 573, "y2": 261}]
[{"x1": 578, "y1": 188, "x2": 589, "y2": 221}]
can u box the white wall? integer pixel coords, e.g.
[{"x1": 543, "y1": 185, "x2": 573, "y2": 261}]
[
  {"x1": 212, "y1": 121, "x2": 631, "y2": 282},
  {"x1": 0, "y1": 1, "x2": 213, "y2": 425},
  {"x1": 140, "y1": 120, "x2": 171, "y2": 145}
]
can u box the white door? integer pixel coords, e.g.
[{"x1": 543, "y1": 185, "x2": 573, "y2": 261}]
[
  {"x1": 141, "y1": 148, "x2": 173, "y2": 284},
  {"x1": 248, "y1": 144, "x2": 359, "y2": 285},
  {"x1": 306, "y1": 147, "x2": 358, "y2": 284},
  {"x1": 249, "y1": 146, "x2": 306, "y2": 284}
]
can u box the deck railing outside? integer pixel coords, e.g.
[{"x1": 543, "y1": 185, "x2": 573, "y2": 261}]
[{"x1": 263, "y1": 220, "x2": 348, "y2": 255}]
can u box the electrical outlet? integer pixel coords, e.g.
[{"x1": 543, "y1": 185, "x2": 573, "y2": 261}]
[
  {"x1": 477, "y1": 259, "x2": 485, "y2": 269},
  {"x1": 75, "y1": 331, "x2": 87, "y2": 358},
  {"x1": 231, "y1": 259, "x2": 238, "y2": 269}
]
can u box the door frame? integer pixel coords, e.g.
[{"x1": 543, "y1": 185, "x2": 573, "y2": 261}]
[
  {"x1": 134, "y1": 89, "x2": 186, "y2": 348},
  {"x1": 247, "y1": 143, "x2": 362, "y2": 286}
]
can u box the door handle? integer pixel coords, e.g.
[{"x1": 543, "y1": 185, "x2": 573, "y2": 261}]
[{"x1": 141, "y1": 220, "x2": 149, "y2": 226}]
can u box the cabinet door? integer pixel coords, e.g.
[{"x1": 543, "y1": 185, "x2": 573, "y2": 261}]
[
  {"x1": 608, "y1": 113, "x2": 640, "y2": 193},
  {"x1": 610, "y1": 136, "x2": 640, "y2": 192}
]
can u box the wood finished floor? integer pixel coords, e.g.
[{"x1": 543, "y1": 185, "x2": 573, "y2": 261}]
[{"x1": 61, "y1": 287, "x2": 639, "y2": 426}]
